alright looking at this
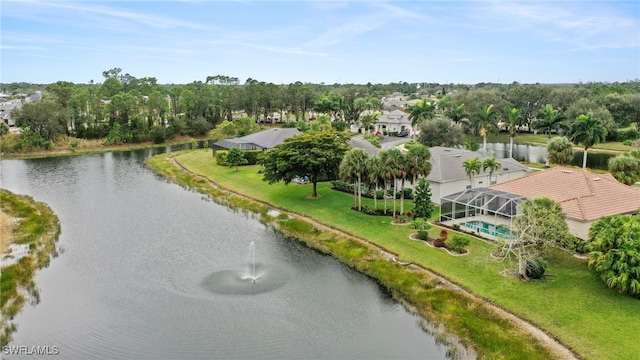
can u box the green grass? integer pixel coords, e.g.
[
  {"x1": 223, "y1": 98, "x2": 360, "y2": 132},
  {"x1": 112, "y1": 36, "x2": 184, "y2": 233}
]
[
  {"x1": 162, "y1": 150, "x2": 640, "y2": 360},
  {"x1": 0, "y1": 189, "x2": 61, "y2": 347}
]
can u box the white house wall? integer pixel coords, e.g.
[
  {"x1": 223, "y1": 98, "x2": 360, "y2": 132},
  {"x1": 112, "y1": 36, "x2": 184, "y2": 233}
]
[
  {"x1": 431, "y1": 169, "x2": 529, "y2": 205},
  {"x1": 567, "y1": 219, "x2": 592, "y2": 240}
]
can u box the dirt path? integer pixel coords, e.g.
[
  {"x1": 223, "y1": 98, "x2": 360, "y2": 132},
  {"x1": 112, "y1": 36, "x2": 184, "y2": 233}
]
[{"x1": 168, "y1": 155, "x2": 580, "y2": 360}]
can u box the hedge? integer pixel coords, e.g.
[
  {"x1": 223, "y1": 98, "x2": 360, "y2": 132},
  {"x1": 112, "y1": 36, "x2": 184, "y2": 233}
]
[{"x1": 215, "y1": 149, "x2": 263, "y2": 166}]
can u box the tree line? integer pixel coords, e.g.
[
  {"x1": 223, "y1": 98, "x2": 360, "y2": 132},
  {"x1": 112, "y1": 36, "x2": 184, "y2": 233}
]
[{"x1": 2, "y1": 69, "x2": 639, "y2": 154}]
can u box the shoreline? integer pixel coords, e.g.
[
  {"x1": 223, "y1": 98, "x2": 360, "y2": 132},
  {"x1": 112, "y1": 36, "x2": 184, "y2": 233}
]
[
  {"x1": 148, "y1": 151, "x2": 580, "y2": 360},
  {"x1": 0, "y1": 190, "x2": 61, "y2": 347}
]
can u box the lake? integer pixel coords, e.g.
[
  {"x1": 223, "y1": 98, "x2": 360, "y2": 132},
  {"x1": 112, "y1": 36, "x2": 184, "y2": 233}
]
[{"x1": 0, "y1": 148, "x2": 451, "y2": 359}]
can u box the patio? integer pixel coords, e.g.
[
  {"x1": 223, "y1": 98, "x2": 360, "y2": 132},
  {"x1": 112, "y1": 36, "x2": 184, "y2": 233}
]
[{"x1": 439, "y1": 188, "x2": 526, "y2": 241}]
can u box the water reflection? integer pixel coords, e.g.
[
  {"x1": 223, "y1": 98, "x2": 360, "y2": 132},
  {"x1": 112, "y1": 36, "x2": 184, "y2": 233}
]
[
  {"x1": 0, "y1": 148, "x2": 450, "y2": 359},
  {"x1": 485, "y1": 142, "x2": 614, "y2": 169}
]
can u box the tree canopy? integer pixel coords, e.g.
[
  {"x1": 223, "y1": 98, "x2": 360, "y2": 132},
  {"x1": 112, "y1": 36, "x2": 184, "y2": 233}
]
[
  {"x1": 587, "y1": 214, "x2": 640, "y2": 298},
  {"x1": 258, "y1": 131, "x2": 350, "y2": 197}
]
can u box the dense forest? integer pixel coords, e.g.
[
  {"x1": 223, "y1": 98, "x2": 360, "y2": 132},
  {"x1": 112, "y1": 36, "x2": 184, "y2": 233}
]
[{"x1": 1, "y1": 67, "x2": 639, "y2": 153}]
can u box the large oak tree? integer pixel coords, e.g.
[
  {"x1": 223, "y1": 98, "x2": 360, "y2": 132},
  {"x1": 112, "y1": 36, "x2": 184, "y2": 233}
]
[{"x1": 258, "y1": 131, "x2": 350, "y2": 197}]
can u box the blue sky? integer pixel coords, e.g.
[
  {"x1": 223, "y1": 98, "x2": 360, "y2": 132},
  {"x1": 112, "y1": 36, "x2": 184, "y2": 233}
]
[{"x1": 2, "y1": 1, "x2": 639, "y2": 85}]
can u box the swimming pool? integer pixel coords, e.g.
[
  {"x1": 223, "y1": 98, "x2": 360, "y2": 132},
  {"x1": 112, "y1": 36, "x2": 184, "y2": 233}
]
[{"x1": 460, "y1": 220, "x2": 513, "y2": 238}]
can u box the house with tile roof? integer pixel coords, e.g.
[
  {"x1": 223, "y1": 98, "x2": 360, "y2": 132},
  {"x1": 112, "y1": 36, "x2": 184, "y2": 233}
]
[
  {"x1": 490, "y1": 166, "x2": 640, "y2": 239},
  {"x1": 427, "y1": 146, "x2": 530, "y2": 204}
]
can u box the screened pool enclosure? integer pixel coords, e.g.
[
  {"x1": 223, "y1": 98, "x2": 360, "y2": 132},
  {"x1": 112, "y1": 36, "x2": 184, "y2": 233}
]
[{"x1": 439, "y1": 188, "x2": 527, "y2": 240}]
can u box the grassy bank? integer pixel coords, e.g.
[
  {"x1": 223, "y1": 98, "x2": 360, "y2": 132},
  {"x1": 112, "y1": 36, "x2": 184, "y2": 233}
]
[
  {"x1": 0, "y1": 190, "x2": 61, "y2": 347},
  {"x1": 151, "y1": 149, "x2": 640, "y2": 360}
]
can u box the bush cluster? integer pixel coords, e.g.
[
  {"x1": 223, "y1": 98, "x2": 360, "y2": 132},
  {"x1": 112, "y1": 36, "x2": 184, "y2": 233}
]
[
  {"x1": 214, "y1": 149, "x2": 263, "y2": 166},
  {"x1": 331, "y1": 180, "x2": 412, "y2": 199}
]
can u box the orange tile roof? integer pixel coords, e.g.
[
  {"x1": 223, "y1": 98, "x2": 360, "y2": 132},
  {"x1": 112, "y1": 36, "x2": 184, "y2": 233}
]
[{"x1": 490, "y1": 167, "x2": 640, "y2": 221}]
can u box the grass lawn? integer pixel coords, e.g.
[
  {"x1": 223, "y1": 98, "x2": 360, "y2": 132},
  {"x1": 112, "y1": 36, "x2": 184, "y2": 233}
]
[{"x1": 171, "y1": 150, "x2": 640, "y2": 360}]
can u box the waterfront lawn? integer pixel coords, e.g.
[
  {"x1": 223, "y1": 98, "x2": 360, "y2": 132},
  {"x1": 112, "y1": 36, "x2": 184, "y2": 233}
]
[{"x1": 173, "y1": 150, "x2": 640, "y2": 360}]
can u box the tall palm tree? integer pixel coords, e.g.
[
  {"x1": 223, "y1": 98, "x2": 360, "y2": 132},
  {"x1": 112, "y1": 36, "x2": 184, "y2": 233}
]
[
  {"x1": 482, "y1": 157, "x2": 501, "y2": 185},
  {"x1": 534, "y1": 104, "x2": 566, "y2": 138},
  {"x1": 406, "y1": 145, "x2": 432, "y2": 187},
  {"x1": 405, "y1": 145, "x2": 432, "y2": 215},
  {"x1": 462, "y1": 157, "x2": 482, "y2": 189},
  {"x1": 505, "y1": 107, "x2": 523, "y2": 158},
  {"x1": 378, "y1": 150, "x2": 395, "y2": 214},
  {"x1": 339, "y1": 149, "x2": 370, "y2": 211},
  {"x1": 365, "y1": 155, "x2": 384, "y2": 209},
  {"x1": 471, "y1": 104, "x2": 499, "y2": 150},
  {"x1": 569, "y1": 113, "x2": 608, "y2": 168},
  {"x1": 408, "y1": 100, "x2": 436, "y2": 140},
  {"x1": 380, "y1": 149, "x2": 404, "y2": 215}
]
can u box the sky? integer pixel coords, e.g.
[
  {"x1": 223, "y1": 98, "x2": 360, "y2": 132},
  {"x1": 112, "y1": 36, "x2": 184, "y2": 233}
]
[{"x1": 1, "y1": 0, "x2": 639, "y2": 85}]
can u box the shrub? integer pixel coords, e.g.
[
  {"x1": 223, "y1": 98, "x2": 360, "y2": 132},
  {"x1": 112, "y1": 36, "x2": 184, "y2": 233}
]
[
  {"x1": 215, "y1": 150, "x2": 228, "y2": 165},
  {"x1": 623, "y1": 139, "x2": 633, "y2": 146},
  {"x1": 446, "y1": 235, "x2": 470, "y2": 254},
  {"x1": 331, "y1": 121, "x2": 348, "y2": 132},
  {"x1": 243, "y1": 150, "x2": 262, "y2": 165},
  {"x1": 525, "y1": 258, "x2": 547, "y2": 279},
  {"x1": 417, "y1": 230, "x2": 429, "y2": 240}
]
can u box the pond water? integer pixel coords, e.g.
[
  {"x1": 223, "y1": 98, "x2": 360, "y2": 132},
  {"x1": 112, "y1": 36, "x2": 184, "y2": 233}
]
[
  {"x1": 0, "y1": 148, "x2": 450, "y2": 359},
  {"x1": 484, "y1": 142, "x2": 614, "y2": 169}
]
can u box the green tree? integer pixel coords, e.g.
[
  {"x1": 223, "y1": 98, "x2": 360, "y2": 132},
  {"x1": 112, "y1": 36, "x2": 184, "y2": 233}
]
[
  {"x1": 408, "y1": 100, "x2": 436, "y2": 140},
  {"x1": 339, "y1": 148, "x2": 370, "y2": 210},
  {"x1": 608, "y1": 150, "x2": 640, "y2": 185},
  {"x1": 405, "y1": 145, "x2": 432, "y2": 188},
  {"x1": 470, "y1": 104, "x2": 499, "y2": 150},
  {"x1": 13, "y1": 98, "x2": 66, "y2": 141},
  {"x1": 226, "y1": 147, "x2": 248, "y2": 171},
  {"x1": 462, "y1": 157, "x2": 482, "y2": 188},
  {"x1": 380, "y1": 148, "x2": 405, "y2": 214},
  {"x1": 587, "y1": 214, "x2": 640, "y2": 298},
  {"x1": 505, "y1": 107, "x2": 523, "y2": 158},
  {"x1": 546, "y1": 136, "x2": 574, "y2": 166},
  {"x1": 505, "y1": 198, "x2": 571, "y2": 279},
  {"x1": 534, "y1": 104, "x2": 566, "y2": 138},
  {"x1": 360, "y1": 112, "x2": 379, "y2": 134},
  {"x1": 445, "y1": 103, "x2": 468, "y2": 126},
  {"x1": 258, "y1": 131, "x2": 349, "y2": 198},
  {"x1": 417, "y1": 118, "x2": 465, "y2": 147},
  {"x1": 411, "y1": 178, "x2": 433, "y2": 220},
  {"x1": 482, "y1": 157, "x2": 501, "y2": 185},
  {"x1": 569, "y1": 113, "x2": 608, "y2": 168},
  {"x1": 365, "y1": 155, "x2": 385, "y2": 210}
]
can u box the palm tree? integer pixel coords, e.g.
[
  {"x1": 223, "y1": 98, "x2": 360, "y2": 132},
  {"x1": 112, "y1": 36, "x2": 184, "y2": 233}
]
[
  {"x1": 462, "y1": 157, "x2": 482, "y2": 189},
  {"x1": 365, "y1": 155, "x2": 384, "y2": 209},
  {"x1": 406, "y1": 145, "x2": 432, "y2": 187},
  {"x1": 470, "y1": 104, "x2": 499, "y2": 150},
  {"x1": 339, "y1": 149, "x2": 370, "y2": 211},
  {"x1": 534, "y1": 104, "x2": 566, "y2": 138},
  {"x1": 408, "y1": 100, "x2": 436, "y2": 140},
  {"x1": 547, "y1": 136, "x2": 574, "y2": 165},
  {"x1": 380, "y1": 149, "x2": 404, "y2": 215},
  {"x1": 360, "y1": 112, "x2": 380, "y2": 134},
  {"x1": 405, "y1": 145, "x2": 432, "y2": 215},
  {"x1": 505, "y1": 107, "x2": 523, "y2": 158},
  {"x1": 482, "y1": 157, "x2": 501, "y2": 185},
  {"x1": 378, "y1": 150, "x2": 395, "y2": 214},
  {"x1": 569, "y1": 113, "x2": 608, "y2": 168},
  {"x1": 445, "y1": 103, "x2": 468, "y2": 126}
]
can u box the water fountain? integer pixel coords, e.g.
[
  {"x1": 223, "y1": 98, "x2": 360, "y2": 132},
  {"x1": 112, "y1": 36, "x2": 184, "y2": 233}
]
[
  {"x1": 200, "y1": 241, "x2": 288, "y2": 295},
  {"x1": 249, "y1": 241, "x2": 256, "y2": 283}
]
